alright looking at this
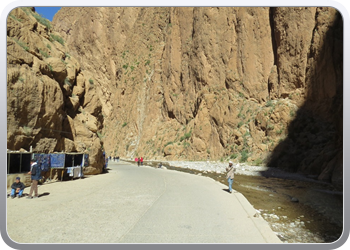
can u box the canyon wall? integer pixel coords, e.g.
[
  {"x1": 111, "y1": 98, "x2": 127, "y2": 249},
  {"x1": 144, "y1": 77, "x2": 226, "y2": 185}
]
[
  {"x1": 7, "y1": 7, "x2": 104, "y2": 174},
  {"x1": 7, "y1": 7, "x2": 342, "y2": 186}
]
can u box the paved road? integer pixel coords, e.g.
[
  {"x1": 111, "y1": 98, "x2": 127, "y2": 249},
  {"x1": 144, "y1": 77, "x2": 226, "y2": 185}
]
[{"x1": 6, "y1": 161, "x2": 281, "y2": 244}]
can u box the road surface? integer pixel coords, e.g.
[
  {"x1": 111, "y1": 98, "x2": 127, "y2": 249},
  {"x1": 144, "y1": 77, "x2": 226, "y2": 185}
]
[{"x1": 6, "y1": 161, "x2": 281, "y2": 244}]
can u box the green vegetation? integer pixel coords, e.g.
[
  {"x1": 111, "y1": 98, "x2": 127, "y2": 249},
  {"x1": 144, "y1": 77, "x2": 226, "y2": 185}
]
[
  {"x1": 46, "y1": 44, "x2": 51, "y2": 50},
  {"x1": 48, "y1": 64, "x2": 53, "y2": 72},
  {"x1": 122, "y1": 122, "x2": 128, "y2": 128},
  {"x1": 61, "y1": 59, "x2": 67, "y2": 65},
  {"x1": 13, "y1": 39, "x2": 29, "y2": 51},
  {"x1": 39, "y1": 49, "x2": 50, "y2": 58},
  {"x1": 33, "y1": 14, "x2": 51, "y2": 29},
  {"x1": 20, "y1": 7, "x2": 51, "y2": 29},
  {"x1": 164, "y1": 141, "x2": 173, "y2": 147},
  {"x1": 180, "y1": 131, "x2": 192, "y2": 142},
  {"x1": 265, "y1": 100, "x2": 273, "y2": 107},
  {"x1": 145, "y1": 60, "x2": 150, "y2": 66},
  {"x1": 97, "y1": 132, "x2": 104, "y2": 140},
  {"x1": 230, "y1": 153, "x2": 238, "y2": 159},
  {"x1": 239, "y1": 149, "x2": 249, "y2": 163},
  {"x1": 89, "y1": 79, "x2": 94, "y2": 85},
  {"x1": 267, "y1": 123, "x2": 275, "y2": 130},
  {"x1": 290, "y1": 110, "x2": 295, "y2": 117},
  {"x1": 276, "y1": 127, "x2": 284, "y2": 134},
  {"x1": 64, "y1": 78, "x2": 72, "y2": 86},
  {"x1": 243, "y1": 131, "x2": 250, "y2": 137},
  {"x1": 9, "y1": 14, "x2": 22, "y2": 22},
  {"x1": 253, "y1": 158, "x2": 263, "y2": 166},
  {"x1": 49, "y1": 34, "x2": 64, "y2": 45},
  {"x1": 237, "y1": 121, "x2": 244, "y2": 128}
]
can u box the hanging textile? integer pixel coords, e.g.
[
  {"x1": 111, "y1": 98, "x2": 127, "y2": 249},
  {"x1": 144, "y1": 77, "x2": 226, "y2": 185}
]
[
  {"x1": 33, "y1": 153, "x2": 50, "y2": 171},
  {"x1": 50, "y1": 154, "x2": 65, "y2": 169},
  {"x1": 66, "y1": 167, "x2": 73, "y2": 176},
  {"x1": 83, "y1": 154, "x2": 89, "y2": 167},
  {"x1": 73, "y1": 167, "x2": 80, "y2": 178}
]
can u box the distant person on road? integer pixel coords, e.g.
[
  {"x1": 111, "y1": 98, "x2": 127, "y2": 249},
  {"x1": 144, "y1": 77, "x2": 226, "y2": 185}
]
[
  {"x1": 117, "y1": 156, "x2": 120, "y2": 162},
  {"x1": 140, "y1": 157, "x2": 143, "y2": 166},
  {"x1": 226, "y1": 161, "x2": 236, "y2": 194},
  {"x1": 26, "y1": 159, "x2": 41, "y2": 199},
  {"x1": 104, "y1": 157, "x2": 108, "y2": 171},
  {"x1": 137, "y1": 157, "x2": 141, "y2": 167},
  {"x1": 135, "y1": 157, "x2": 138, "y2": 165},
  {"x1": 10, "y1": 177, "x2": 25, "y2": 198}
]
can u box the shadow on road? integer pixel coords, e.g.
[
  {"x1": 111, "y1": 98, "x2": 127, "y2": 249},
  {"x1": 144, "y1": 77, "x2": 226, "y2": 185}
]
[{"x1": 38, "y1": 192, "x2": 50, "y2": 198}]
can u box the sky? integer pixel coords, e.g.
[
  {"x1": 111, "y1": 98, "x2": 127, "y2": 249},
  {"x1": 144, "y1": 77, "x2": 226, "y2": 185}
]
[{"x1": 34, "y1": 7, "x2": 61, "y2": 21}]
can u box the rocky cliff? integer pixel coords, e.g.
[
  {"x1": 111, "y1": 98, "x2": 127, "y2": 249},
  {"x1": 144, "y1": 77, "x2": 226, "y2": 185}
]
[
  {"x1": 7, "y1": 7, "x2": 104, "y2": 174},
  {"x1": 7, "y1": 7, "x2": 342, "y2": 187}
]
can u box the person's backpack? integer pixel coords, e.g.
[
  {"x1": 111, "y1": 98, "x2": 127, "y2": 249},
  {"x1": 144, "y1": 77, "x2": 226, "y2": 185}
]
[{"x1": 31, "y1": 163, "x2": 41, "y2": 176}]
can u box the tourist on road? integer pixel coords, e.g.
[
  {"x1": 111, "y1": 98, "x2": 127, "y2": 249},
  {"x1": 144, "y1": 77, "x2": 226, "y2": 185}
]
[
  {"x1": 226, "y1": 161, "x2": 236, "y2": 193},
  {"x1": 10, "y1": 177, "x2": 25, "y2": 198},
  {"x1": 140, "y1": 157, "x2": 143, "y2": 166},
  {"x1": 137, "y1": 157, "x2": 141, "y2": 167},
  {"x1": 104, "y1": 156, "x2": 108, "y2": 172},
  {"x1": 26, "y1": 159, "x2": 41, "y2": 199}
]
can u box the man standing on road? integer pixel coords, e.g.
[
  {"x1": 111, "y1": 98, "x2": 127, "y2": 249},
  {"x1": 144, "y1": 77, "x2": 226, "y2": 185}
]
[
  {"x1": 26, "y1": 159, "x2": 41, "y2": 199},
  {"x1": 226, "y1": 161, "x2": 236, "y2": 193}
]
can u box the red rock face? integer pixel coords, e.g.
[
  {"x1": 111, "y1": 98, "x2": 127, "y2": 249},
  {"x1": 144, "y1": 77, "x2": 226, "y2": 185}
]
[{"x1": 8, "y1": 7, "x2": 343, "y2": 186}]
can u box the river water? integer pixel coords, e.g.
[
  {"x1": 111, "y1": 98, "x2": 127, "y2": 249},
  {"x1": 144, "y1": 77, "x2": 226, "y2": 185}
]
[{"x1": 139, "y1": 160, "x2": 343, "y2": 243}]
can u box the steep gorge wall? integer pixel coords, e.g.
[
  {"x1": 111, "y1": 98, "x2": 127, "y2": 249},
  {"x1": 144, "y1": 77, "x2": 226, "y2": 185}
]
[
  {"x1": 49, "y1": 7, "x2": 342, "y2": 186},
  {"x1": 7, "y1": 7, "x2": 105, "y2": 174}
]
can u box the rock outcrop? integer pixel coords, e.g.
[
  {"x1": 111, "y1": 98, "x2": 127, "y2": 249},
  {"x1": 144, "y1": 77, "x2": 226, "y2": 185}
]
[
  {"x1": 7, "y1": 7, "x2": 343, "y2": 187},
  {"x1": 7, "y1": 7, "x2": 105, "y2": 174}
]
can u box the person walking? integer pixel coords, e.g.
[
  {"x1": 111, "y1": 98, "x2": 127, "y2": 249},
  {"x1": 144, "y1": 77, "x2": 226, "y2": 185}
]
[
  {"x1": 226, "y1": 161, "x2": 236, "y2": 193},
  {"x1": 137, "y1": 157, "x2": 141, "y2": 167},
  {"x1": 26, "y1": 159, "x2": 41, "y2": 199},
  {"x1": 140, "y1": 157, "x2": 144, "y2": 166}
]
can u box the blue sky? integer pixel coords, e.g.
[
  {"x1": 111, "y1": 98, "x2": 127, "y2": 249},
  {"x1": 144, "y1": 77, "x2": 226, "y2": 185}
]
[{"x1": 35, "y1": 7, "x2": 61, "y2": 21}]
